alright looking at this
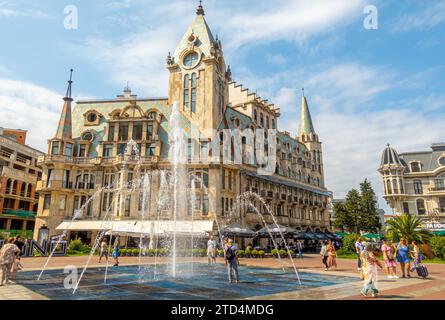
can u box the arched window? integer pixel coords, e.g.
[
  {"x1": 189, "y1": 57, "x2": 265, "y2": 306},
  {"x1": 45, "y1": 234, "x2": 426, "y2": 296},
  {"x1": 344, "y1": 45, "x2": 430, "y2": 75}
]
[
  {"x1": 254, "y1": 110, "x2": 257, "y2": 122},
  {"x1": 20, "y1": 182, "x2": 26, "y2": 197},
  {"x1": 191, "y1": 73, "x2": 197, "y2": 113},
  {"x1": 12, "y1": 180, "x2": 18, "y2": 195},
  {"x1": 288, "y1": 167, "x2": 291, "y2": 177},
  {"x1": 183, "y1": 74, "x2": 190, "y2": 109},
  {"x1": 416, "y1": 199, "x2": 426, "y2": 215},
  {"x1": 266, "y1": 115, "x2": 270, "y2": 128},
  {"x1": 5, "y1": 179, "x2": 12, "y2": 193},
  {"x1": 386, "y1": 180, "x2": 392, "y2": 194},
  {"x1": 271, "y1": 118, "x2": 275, "y2": 129},
  {"x1": 26, "y1": 183, "x2": 32, "y2": 198},
  {"x1": 260, "y1": 113, "x2": 264, "y2": 127},
  {"x1": 392, "y1": 178, "x2": 399, "y2": 194}
]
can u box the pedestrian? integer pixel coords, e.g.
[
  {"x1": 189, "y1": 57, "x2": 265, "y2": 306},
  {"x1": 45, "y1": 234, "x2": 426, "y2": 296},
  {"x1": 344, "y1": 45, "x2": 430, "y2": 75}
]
[
  {"x1": 395, "y1": 238, "x2": 413, "y2": 278},
  {"x1": 98, "y1": 238, "x2": 109, "y2": 263},
  {"x1": 360, "y1": 243, "x2": 383, "y2": 298},
  {"x1": 381, "y1": 239, "x2": 398, "y2": 279},
  {"x1": 412, "y1": 241, "x2": 423, "y2": 264},
  {"x1": 327, "y1": 240, "x2": 337, "y2": 270},
  {"x1": 10, "y1": 255, "x2": 23, "y2": 280},
  {"x1": 0, "y1": 238, "x2": 20, "y2": 286},
  {"x1": 224, "y1": 238, "x2": 239, "y2": 284},
  {"x1": 13, "y1": 236, "x2": 25, "y2": 257},
  {"x1": 207, "y1": 235, "x2": 217, "y2": 265},
  {"x1": 320, "y1": 241, "x2": 329, "y2": 270},
  {"x1": 112, "y1": 236, "x2": 120, "y2": 267},
  {"x1": 355, "y1": 237, "x2": 365, "y2": 271},
  {"x1": 296, "y1": 240, "x2": 303, "y2": 259}
]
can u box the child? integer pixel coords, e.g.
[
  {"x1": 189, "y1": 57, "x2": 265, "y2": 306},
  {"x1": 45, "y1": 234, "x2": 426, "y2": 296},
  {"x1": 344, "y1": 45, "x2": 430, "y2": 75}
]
[
  {"x1": 360, "y1": 244, "x2": 383, "y2": 298},
  {"x1": 10, "y1": 255, "x2": 23, "y2": 279}
]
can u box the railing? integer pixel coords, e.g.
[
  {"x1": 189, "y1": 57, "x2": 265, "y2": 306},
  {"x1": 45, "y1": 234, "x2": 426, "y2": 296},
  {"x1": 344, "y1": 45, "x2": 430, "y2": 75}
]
[
  {"x1": 38, "y1": 180, "x2": 95, "y2": 190},
  {"x1": 0, "y1": 149, "x2": 12, "y2": 158},
  {"x1": 430, "y1": 186, "x2": 445, "y2": 192}
]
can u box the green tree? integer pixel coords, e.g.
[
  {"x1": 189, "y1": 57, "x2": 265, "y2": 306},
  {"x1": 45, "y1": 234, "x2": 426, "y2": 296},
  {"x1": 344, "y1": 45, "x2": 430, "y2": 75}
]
[
  {"x1": 386, "y1": 213, "x2": 432, "y2": 243},
  {"x1": 344, "y1": 189, "x2": 361, "y2": 233},
  {"x1": 359, "y1": 179, "x2": 381, "y2": 232},
  {"x1": 332, "y1": 202, "x2": 347, "y2": 232}
]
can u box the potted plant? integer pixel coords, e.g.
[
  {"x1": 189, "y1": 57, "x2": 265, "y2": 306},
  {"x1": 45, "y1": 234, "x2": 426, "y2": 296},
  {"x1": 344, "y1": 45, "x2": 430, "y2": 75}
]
[
  {"x1": 251, "y1": 249, "x2": 258, "y2": 258},
  {"x1": 258, "y1": 250, "x2": 265, "y2": 258},
  {"x1": 237, "y1": 249, "x2": 245, "y2": 257},
  {"x1": 271, "y1": 248, "x2": 278, "y2": 258}
]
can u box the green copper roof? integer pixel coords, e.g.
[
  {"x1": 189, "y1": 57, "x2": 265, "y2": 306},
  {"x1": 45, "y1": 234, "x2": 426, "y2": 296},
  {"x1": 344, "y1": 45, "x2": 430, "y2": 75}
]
[
  {"x1": 299, "y1": 95, "x2": 315, "y2": 136},
  {"x1": 173, "y1": 13, "x2": 215, "y2": 63}
]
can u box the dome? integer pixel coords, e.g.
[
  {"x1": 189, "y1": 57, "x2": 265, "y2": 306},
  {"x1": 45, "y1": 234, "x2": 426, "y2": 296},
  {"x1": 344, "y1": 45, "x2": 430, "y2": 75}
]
[{"x1": 380, "y1": 144, "x2": 403, "y2": 167}]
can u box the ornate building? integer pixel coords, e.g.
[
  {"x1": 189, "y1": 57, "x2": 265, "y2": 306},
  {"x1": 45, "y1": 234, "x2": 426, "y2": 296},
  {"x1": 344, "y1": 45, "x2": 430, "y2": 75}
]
[
  {"x1": 34, "y1": 4, "x2": 330, "y2": 242},
  {"x1": 379, "y1": 143, "x2": 445, "y2": 231}
]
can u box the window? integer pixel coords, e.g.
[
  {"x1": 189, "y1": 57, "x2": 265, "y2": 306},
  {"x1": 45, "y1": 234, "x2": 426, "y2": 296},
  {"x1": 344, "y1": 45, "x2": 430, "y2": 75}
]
[
  {"x1": 146, "y1": 144, "x2": 156, "y2": 156},
  {"x1": 103, "y1": 144, "x2": 113, "y2": 157},
  {"x1": 148, "y1": 112, "x2": 157, "y2": 120},
  {"x1": 108, "y1": 124, "x2": 115, "y2": 141},
  {"x1": 65, "y1": 143, "x2": 73, "y2": 156},
  {"x1": 411, "y1": 162, "x2": 421, "y2": 172},
  {"x1": 78, "y1": 144, "x2": 86, "y2": 157},
  {"x1": 87, "y1": 113, "x2": 97, "y2": 123},
  {"x1": 402, "y1": 202, "x2": 410, "y2": 214},
  {"x1": 414, "y1": 180, "x2": 423, "y2": 194},
  {"x1": 133, "y1": 123, "x2": 143, "y2": 140},
  {"x1": 146, "y1": 123, "x2": 154, "y2": 140},
  {"x1": 183, "y1": 74, "x2": 190, "y2": 109},
  {"x1": 228, "y1": 171, "x2": 232, "y2": 190},
  {"x1": 118, "y1": 123, "x2": 129, "y2": 141},
  {"x1": 73, "y1": 196, "x2": 80, "y2": 215},
  {"x1": 222, "y1": 170, "x2": 226, "y2": 189},
  {"x1": 271, "y1": 119, "x2": 275, "y2": 129},
  {"x1": 124, "y1": 195, "x2": 131, "y2": 216},
  {"x1": 59, "y1": 195, "x2": 66, "y2": 210},
  {"x1": 254, "y1": 110, "x2": 257, "y2": 122},
  {"x1": 440, "y1": 157, "x2": 445, "y2": 166},
  {"x1": 266, "y1": 115, "x2": 269, "y2": 128},
  {"x1": 51, "y1": 141, "x2": 59, "y2": 155},
  {"x1": 435, "y1": 179, "x2": 445, "y2": 190},
  {"x1": 43, "y1": 194, "x2": 51, "y2": 209},
  {"x1": 191, "y1": 73, "x2": 197, "y2": 113},
  {"x1": 416, "y1": 199, "x2": 426, "y2": 215},
  {"x1": 81, "y1": 131, "x2": 93, "y2": 141},
  {"x1": 183, "y1": 52, "x2": 199, "y2": 68},
  {"x1": 203, "y1": 194, "x2": 209, "y2": 215},
  {"x1": 201, "y1": 142, "x2": 208, "y2": 161},
  {"x1": 260, "y1": 113, "x2": 264, "y2": 127},
  {"x1": 117, "y1": 144, "x2": 126, "y2": 155}
]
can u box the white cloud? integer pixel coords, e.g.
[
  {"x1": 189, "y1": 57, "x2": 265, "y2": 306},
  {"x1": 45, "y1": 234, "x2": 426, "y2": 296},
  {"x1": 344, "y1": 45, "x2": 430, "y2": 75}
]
[
  {"x1": 0, "y1": 1, "x2": 51, "y2": 19},
  {"x1": 392, "y1": 1, "x2": 445, "y2": 32},
  {"x1": 0, "y1": 78, "x2": 62, "y2": 151}
]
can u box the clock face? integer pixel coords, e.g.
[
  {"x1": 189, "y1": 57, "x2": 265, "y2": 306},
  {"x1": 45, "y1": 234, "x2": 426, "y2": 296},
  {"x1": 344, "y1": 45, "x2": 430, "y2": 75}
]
[
  {"x1": 439, "y1": 157, "x2": 445, "y2": 166},
  {"x1": 183, "y1": 52, "x2": 199, "y2": 68}
]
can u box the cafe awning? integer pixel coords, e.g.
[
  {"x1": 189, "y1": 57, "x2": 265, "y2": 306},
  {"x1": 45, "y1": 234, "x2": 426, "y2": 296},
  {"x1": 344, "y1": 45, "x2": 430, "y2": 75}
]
[
  {"x1": 256, "y1": 224, "x2": 297, "y2": 237},
  {"x1": 220, "y1": 223, "x2": 255, "y2": 237},
  {"x1": 56, "y1": 220, "x2": 215, "y2": 237}
]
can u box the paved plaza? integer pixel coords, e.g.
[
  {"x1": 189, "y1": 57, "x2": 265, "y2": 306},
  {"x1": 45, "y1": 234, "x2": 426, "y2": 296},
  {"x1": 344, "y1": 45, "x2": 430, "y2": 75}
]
[{"x1": 1, "y1": 254, "x2": 444, "y2": 300}]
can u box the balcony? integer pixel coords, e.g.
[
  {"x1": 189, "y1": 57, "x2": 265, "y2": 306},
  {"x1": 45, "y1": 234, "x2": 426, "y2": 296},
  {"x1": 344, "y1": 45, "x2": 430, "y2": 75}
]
[{"x1": 37, "y1": 180, "x2": 95, "y2": 191}]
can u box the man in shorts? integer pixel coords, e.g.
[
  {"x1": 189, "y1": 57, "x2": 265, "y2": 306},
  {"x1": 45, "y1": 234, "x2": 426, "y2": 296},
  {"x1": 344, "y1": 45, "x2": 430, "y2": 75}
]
[{"x1": 207, "y1": 235, "x2": 217, "y2": 265}]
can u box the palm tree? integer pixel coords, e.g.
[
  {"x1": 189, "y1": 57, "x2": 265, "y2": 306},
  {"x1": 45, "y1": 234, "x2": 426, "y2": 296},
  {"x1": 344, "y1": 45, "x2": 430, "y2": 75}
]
[{"x1": 386, "y1": 213, "x2": 432, "y2": 243}]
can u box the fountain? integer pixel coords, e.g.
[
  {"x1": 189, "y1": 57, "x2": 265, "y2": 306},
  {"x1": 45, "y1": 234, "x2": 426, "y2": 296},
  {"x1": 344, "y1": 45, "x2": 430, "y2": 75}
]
[{"x1": 36, "y1": 101, "x2": 302, "y2": 295}]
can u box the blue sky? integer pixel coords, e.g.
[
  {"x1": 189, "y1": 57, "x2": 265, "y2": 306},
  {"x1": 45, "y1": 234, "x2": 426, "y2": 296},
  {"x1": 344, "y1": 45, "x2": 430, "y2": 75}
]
[{"x1": 1, "y1": 0, "x2": 445, "y2": 211}]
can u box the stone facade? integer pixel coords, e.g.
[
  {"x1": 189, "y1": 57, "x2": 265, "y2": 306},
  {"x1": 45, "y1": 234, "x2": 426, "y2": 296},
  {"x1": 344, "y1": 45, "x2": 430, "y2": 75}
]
[
  {"x1": 379, "y1": 143, "x2": 445, "y2": 231},
  {"x1": 34, "y1": 5, "x2": 330, "y2": 241},
  {"x1": 0, "y1": 131, "x2": 43, "y2": 238}
]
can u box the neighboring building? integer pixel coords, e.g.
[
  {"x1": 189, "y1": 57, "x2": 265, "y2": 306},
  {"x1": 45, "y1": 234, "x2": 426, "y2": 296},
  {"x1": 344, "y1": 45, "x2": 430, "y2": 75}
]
[
  {"x1": 378, "y1": 143, "x2": 445, "y2": 232},
  {"x1": 0, "y1": 128, "x2": 43, "y2": 239},
  {"x1": 35, "y1": 4, "x2": 330, "y2": 243}
]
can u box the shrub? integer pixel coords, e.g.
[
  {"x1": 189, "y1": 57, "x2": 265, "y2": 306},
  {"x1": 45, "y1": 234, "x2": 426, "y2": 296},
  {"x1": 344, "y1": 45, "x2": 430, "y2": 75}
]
[
  {"x1": 251, "y1": 249, "x2": 258, "y2": 257},
  {"x1": 342, "y1": 233, "x2": 360, "y2": 253},
  {"x1": 131, "y1": 249, "x2": 139, "y2": 256},
  {"x1": 287, "y1": 249, "x2": 294, "y2": 257},
  {"x1": 279, "y1": 249, "x2": 287, "y2": 257},
  {"x1": 237, "y1": 250, "x2": 245, "y2": 257},
  {"x1": 217, "y1": 249, "x2": 224, "y2": 257},
  {"x1": 430, "y1": 236, "x2": 445, "y2": 260},
  {"x1": 68, "y1": 239, "x2": 84, "y2": 252},
  {"x1": 258, "y1": 250, "x2": 265, "y2": 257},
  {"x1": 119, "y1": 249, "x2": 127, "y2": 256},
  {"x1": 271, "y1": 249, "x2": 278, "y2": 257},
  {"x1": 244, "y1": 248, "x2": 252, "y2": 257}
]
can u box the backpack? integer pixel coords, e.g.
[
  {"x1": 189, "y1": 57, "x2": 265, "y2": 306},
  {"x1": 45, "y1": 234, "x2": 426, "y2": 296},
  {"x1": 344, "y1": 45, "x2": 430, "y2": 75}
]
[{"x1": 225, "y1": 246, "x2": 235, "y2": 261}]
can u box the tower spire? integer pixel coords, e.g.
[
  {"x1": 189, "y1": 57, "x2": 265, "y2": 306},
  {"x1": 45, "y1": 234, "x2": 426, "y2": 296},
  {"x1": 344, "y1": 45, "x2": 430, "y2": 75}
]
[
  {"x1": 196, "y1": 0, "x2": 205, "y2": 15},
  {"x1": 299, "y1": 89, "x2": 316, "y2": 137},
  {"x1": 55, "y1": 69, "x2": 73, "y2": 140}
]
